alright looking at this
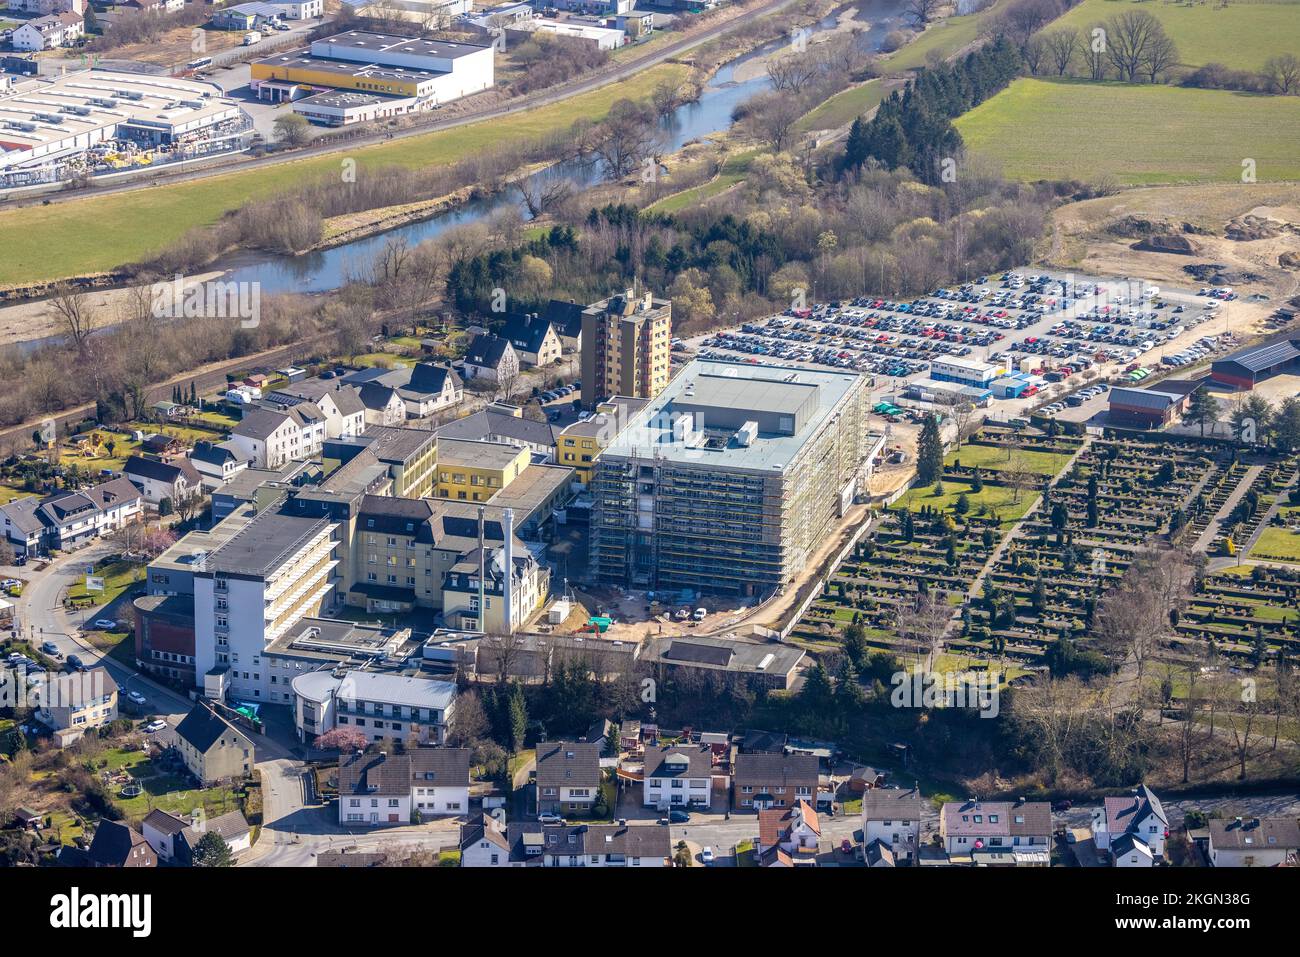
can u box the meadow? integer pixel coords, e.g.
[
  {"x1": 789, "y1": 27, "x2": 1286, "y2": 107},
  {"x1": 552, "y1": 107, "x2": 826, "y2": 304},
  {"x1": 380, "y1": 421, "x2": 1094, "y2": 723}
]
[
  {"x1": 1049, "y1": 0, "x2": 1300, "y2": 73},
  {"x1": 954, "y1": 78, "x2": 1300, "y2": 184},
  {"x1": 0, "y1": 64, "x2": 689, "y2": 289}
]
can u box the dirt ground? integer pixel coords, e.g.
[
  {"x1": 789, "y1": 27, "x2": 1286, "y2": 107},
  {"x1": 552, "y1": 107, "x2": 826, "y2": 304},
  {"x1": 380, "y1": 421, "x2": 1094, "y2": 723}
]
[
  {"x1": 1046, "y1": 183, "x2": 1300, "y2": 307},
  {"x1": 0, "y1": 271, "x2": 228, "y2": 347},
  {"x1": 104, "y1": 26, "x2": 245, "y2": 68}
]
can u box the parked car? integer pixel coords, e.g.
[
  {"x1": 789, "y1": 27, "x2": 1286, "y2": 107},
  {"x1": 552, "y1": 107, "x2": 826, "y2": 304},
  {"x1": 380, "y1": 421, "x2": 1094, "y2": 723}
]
[
  {"x1": 40, "y1": 641, "x2": 60, "y2": 656},
  {"x1": 66, "y1": 655, "x2": 86, "y2": 672},
  {"x1": 669, "y1": 809, "x2": 690, "y2": 823},
  {"x1": 126, "y1": 691, "x2": 148, "y2": 706},
  {"x1": 700, "y1": 846, "x2": 715, "y2": 865},
  {"x1": 692, "y1": 607, "x2": 707, "y2": 621},
  {"x1": 143, "y1": 719, "x2": 167, "y2": 733},
  {"x1": 537, "y1": 812, "x2": 565, "y2": 824},
  {"x1": 92, "y1": 619, "x2": 117, "y2": 630}
]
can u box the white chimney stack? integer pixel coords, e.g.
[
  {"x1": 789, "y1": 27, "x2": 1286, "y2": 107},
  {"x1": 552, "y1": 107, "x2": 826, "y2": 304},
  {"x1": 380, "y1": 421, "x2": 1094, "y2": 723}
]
[{"x1": 502, "y1": 508, "x2": 514, "y2": 634}]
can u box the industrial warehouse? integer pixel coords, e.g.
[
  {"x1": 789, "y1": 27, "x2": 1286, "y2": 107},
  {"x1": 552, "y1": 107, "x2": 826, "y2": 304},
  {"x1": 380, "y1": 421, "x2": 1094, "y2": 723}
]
[
  {"x1": 250, "y1": 30, "x2": 495, "y2": 125},
  {"x1": 1209, "y1": 337, "x2": 1300, "y2": 390},
  {"x1": 0, "y1": 70, "x2": 251, "y2": 188},
  {"x1": 590, "y1": 358, "x2": 879, "y2": 596}
]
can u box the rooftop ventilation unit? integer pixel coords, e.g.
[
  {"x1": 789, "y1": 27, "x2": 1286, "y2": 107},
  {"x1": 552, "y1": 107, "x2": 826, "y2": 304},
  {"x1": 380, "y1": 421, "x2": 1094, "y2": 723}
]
[{"x1": 115, "y1": 89, "x2": 144, "y2": 101}]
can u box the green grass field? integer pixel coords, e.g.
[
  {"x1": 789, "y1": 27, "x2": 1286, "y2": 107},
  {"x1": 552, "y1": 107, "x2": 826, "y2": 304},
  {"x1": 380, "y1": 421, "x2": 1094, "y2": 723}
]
[
  {"x1": 954, "y1": 78, "x2": 1300, "y2": 184},
  {"x1": 1050, "y1": 0, "x2": 1300, "y2": 73},
  {"x1": 946, "y1": 443, "x2": 1072, "y2": 476},
  {"x1": 797, "y1": 78, "x2": 888, "y2": 132},
  {"x1": 0, "y1": 64, "x2": 689, "y2": 289},
  {"x1": 1248, "y1": 506, "x2": 1300, "y2": 564},
  {"x1": 883, "y1": 0, "x2": 1008, "y2": 71},
  {"x1": 895, "y1": 480, "x2": 1039, "y2": 527},
  {"x1": 647, "y1": 149, "x2": 757, "y2": 213}
]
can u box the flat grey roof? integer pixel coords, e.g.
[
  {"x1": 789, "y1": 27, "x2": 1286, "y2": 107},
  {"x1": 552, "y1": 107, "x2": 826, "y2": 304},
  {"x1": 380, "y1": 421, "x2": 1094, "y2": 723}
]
[
  {"x1": 602, "y1": 359, "x2": 862, "y2": 473},
  {"x1": 204, "y1": 505, "x2": 333, "y2": 576},
  {"x1": 314, "y1": 31, "x2": 492, "y2": 60}
]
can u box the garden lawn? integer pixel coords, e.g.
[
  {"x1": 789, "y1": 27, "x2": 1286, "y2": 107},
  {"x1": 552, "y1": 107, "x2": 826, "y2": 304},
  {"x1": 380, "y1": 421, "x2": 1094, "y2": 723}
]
[
  {"x1": 954, "y1": 78, "x2": 1300, "y2": 184},
  {"x1": 946, "y1": 442, "x2": 1071, "y2": 476},
  {"x1": 895, "y1": 480, "x2": 1038, "y2": 526},
  {"x1": 1049, "y1": 0, "x2": 1300, "y2": 73},
  {"x1": 66, "y1": 558, "x2": 143, "y2": 607},
  {"x1": 0, "y1": 64, "x2": 689, "y2": 289},
  {"x1": 1248, "y1": 507, "x2": 1300, "y2": 564}
]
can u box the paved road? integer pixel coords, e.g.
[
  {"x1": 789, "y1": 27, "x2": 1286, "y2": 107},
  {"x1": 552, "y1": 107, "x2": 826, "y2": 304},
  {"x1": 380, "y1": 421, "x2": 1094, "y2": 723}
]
[{"x1": 7, "y1": 543, "x2": 194, "y2": 724}]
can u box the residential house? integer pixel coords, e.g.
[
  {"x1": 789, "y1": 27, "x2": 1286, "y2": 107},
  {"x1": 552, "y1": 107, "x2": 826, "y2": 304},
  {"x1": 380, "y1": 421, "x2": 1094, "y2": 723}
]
[
  {"x1": 0, "y1": 476, "x2": 142, "y2": 556},
  {"x1": 7, "y1": 0, "x2": 85, "y2": 15},
  {"x1": 864, "y1": 839, "x2": 897, "y2": 867},
  {"x1": 536, "y1": 823, "x2": 670, "y2": 867},
  {"x1": 408, "y1": 747, "x2": 471, "y2": 818},
  {"x1": 35, "y1": 667, "x2": 118, "y2": 747},
  {"x1": 229, "y1": 404, "x2": 327, "y2": 468},
  {"x1": 461, "y1": 333, "x2": 519, "y2": 384},
  {"x1": 535, "y1": 740, "x2": 602, "y2": 817},
  {"x1": 190, "y1": 440, "x2": 252, "y2": 491},
  {"x1": 12, "y1": 12, "x2": 84, "y2": 51},
  {"x1": 264, "y1": 381, "x2": 366, "y2": 439},
  {"x1": 123, "y1": 0, "x2": 185, "y2": 11},
  {"x1": 732, "y1": 752, "x2": 818, "y2": 812},
  {"x1": 541, "y1": 298, "x2": 584, "y2": 353},
  {"x1": 860, "y1": 786, "x2": 922, "y2": 863},
  {"x1": 643, "y1": 744, "x2": 714, "y2": 811},
  {"x1": 757, "y1": 799, "x2": 820, "y2": 865},
  {"x1": 340, "y1": 363, "x2": 464, "y2": 420},
  {"x1": 337, "y1": 747, "x2": 471, "y2": 825},
  {"x1": 939, "y1": 799, "x2": 1052, "y2": 866},
  {"x1": 339, "y1": 750, "x2": 411, "y2": 826},
  {"x1": 501, "y1": 312, "x2": 562, "y2": 367},
  {"x1": 403, "y1": 363, "x2": 463, "y2": 417},
  {"x1": 459, "y1": 813, "x2": 522, "y2": 867},
  {"x1": 358, "y1": 381, "x2": 408, "y2": 427},
  {"x1": 142, "y1": 808, "x2": 252, "y2": 863},
  {"x1": 1208, "y1": 817, "x2": 1300, "y2": 868},
  {"x1": 123, "y1": 455, "x2": 204, "y2": 506},
  {"x1": 173, "y1": 702, "x2": 255, "y2": 785},
  {"x1": 1092, "y1": 785, "x2": 1168, "y2": 864},
  {"x1": 86, "y1": 820, "x2": 157, "y2": 868}
]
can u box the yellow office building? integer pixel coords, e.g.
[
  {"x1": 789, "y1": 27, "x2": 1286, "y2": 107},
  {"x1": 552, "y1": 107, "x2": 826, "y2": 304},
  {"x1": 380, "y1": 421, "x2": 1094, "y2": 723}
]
[{"x1": 435, "y1": 438, "x2": 530, "y2": 503}]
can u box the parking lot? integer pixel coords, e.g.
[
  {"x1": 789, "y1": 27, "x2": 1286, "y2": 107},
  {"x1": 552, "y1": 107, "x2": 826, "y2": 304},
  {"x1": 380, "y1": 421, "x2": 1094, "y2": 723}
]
[{"x1": 686, "y1": 269, "x2": 1244, "y2": 425}]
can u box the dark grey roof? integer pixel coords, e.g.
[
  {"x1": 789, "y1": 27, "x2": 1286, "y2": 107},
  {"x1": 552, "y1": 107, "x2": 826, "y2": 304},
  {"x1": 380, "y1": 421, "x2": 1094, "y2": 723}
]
[
  {"x1": 358, "y1": 494, "x2": 435, "y2": 538},
  {"x1": 408, "y1": 747, "x2": 471, "y2": 785},
  {"x1": 502, "y1": 313, "x2": 556, "y2": 355},
  {"x1": 234, "y1": 407, "x2": 292, "y2": 440},
  {"x1": 732, "y1": 752, "x2": 819, "y2": 788},
  {"x1": 1111, "y1": 832, "x2": 1152, "y2": 857},
  {"x1": 543, "y1": 299, "x2": 585, "y2": 339},
  {"x1": 860, "y1": 787, "x2": 923, "y2": 821},
  {"x1": 644, "y1": 744, "x2": 713, "y2": 780},
  {"x1": 663, "y1": 640, "x2": 732, "y2": 667},
  {"x1": 864, "y1": 838, "x2": 895, "y2": 866},
  {"x1": 535, "y1": 741, "x2": 601, "y2": 788},
  {"x1": 408, "y1": 362, "x2": 459, "y2": 395},
  {"x1": 123, "y1": 455, "x2": 200, "y2": 486},
  {"x1": 194, "y1": 810, "x2": 250, "y2": 843},
  {"x1": 460, "y1": 814, "x2": 510, "y2": 853},
  {"x1": 358, "y1": 381, "x2": 401, "y2": 411},
  {"x1": 339, "y1": 751, "x2": 410, "y2": 796},
  {"x1": 191, "y1": 441, "x2": 244, "y2": 467},
  {"x1": 741, "y1": 729, "x2": 788, "y2": 753},
  {"x1": 464, "y1": 333, "x2": 513, "y2": 369},
  {"x1": 434, "y1": 409, "x2": 559, "y2": 447},
  {"x1": 203, "y1": 504, "x2": 331, "y2": 576},
  {"x1": 1214, "y1": 338, "x2": 1300, "y2": 373},
  {"x1": 1109, "y1": 387, "x2": 1181, "y2": 411},
  {"x1": 539, "y1": 823, "x2": 670, "y2": 860},
  {"x1": 0, "y1": 496, "x2": 44, "y2": 536},
  {"x1": 175, "y1": 703, "x2": 250, "y2": 754},
  {"x1": 87, "y1": 820, "x2": 152, "y2": 866}
]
